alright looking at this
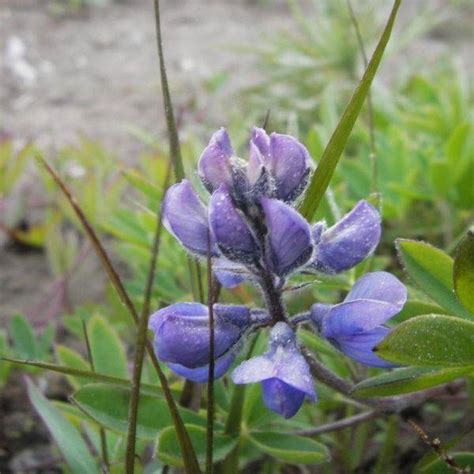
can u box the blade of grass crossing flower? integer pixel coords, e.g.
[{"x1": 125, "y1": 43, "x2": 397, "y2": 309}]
[
  {"x1": 35, "y1": 157, "x2": 201, "y2": 473},
  {"x1": 125, "y1": 162, "x2": 172, "y2": 473},
  {"x1": 300, "y1": 0, "x2": 401, "y2": 220},
  {"x1": 206, "y1": 233, "x2": 215, "y2": 474}
]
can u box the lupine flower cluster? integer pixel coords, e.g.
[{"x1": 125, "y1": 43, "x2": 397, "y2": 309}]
[{"x1": 149, "y1": 127, "x2": 407, "y2": 418}]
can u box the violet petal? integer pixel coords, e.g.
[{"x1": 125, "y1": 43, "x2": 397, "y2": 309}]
[
  {"x1": 168, "y1": 351, "x2": 235, "y2": 382},
  {"x1": 262, "y1": 198, "x2": 313, "y2": 277},
  {"x1": 332, "y1": 326, "x2": 396, "y2": 368},
  {"x1": 163, "y1": 179, "x2": 217, "y2": 256},
  {"x1": 209, "y1": 186, "x2": 259, "y2": 264},
  {"x1": 198, "y1": 128, "x2": 234, "y2": 193},
  {"x1": 312, "y1": 200, "x2": 381, "y2": 274},
  {"x1": 268, "y1": 133, "x2": 313, "y2": 202}
]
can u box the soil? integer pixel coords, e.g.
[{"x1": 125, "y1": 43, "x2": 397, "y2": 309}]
[{"x1": 0, "y1": 0, "x2": 473, "y2": 472}]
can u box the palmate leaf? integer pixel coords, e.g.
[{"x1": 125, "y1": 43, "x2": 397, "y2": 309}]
[
  {"x1": 352, "y1": 366, "x2": 474, "y2": 397},
  {"x1": 396, "y1": 239, "x2": 471, "y2": 319},
  {"x1": 71, "y1": 384, "x2": 207, "y2": 440},
  {"x1": 375, "y1": 314, "x2": 474, "y2": 367},
  {"x1": 300, "y1": 0, "x2": 401, "y2": 220},
  {"x1": 26, "y1": 378, "x2": 98, "y2": 474}
]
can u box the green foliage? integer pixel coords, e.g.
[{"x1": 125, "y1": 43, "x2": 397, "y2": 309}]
[
  {"x1": 248, "y1": 431, "x2": 330, "y2": 465},
  {"x1": 352, "y1": 366, "x2": 474, "y2": 397},
  {"x1": 396, "y1": 239, "x2": 472, "y2": 319},
  {"x1": 376, "y1": 315, "x2": 474, "y2": 367},
  {"x1": 157, "y1": 424, "x2": 238, "y2": 468},
  {"x1": 71, "y1": 384, "x2": 206, "y2": 439},
  {"x1": 26, "y1": 378, "x2": 98, "y2": 473},
  {"x1": 87, "y1": 315, "x2": 128, "y2": 378},
  {"x1": 453, "y1": 228, "x2": 474, "y2": 313}
]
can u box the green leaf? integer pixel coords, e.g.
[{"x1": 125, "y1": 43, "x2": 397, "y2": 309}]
[
  {"x1": 10, "y1": 314, "x2": 37, "y2": 359},
  {"x1": 37, "y1": 323, "x2": 55, "y2": 358},
  {"x1": 453, "y1": 228, "x2": 474, "y2": 314},
  {"x1": 26, "y1": 378, "x2": 98, "y2": 473},
  {"x1": 416, "y1": 452, "x2": 474, "y2": 473},
  {"x1": 375, "y1": 314, "x2": 474, "y2": 367},
  {"x1": 392, "y1": 300, "x2": 446, "y2": 324},
  {"x1": 87, "y1": 315, "x2": 128, "y2": 378},
  {"x1": 299, "y1": 0, "x2": 401, "y2": 219},
  {"x1": 396, "y1": 239, "x2": 471, "y2": 319},
  {"x1": 352, "y1": 366, "x2": 474, "y2": 397},
  {"x1": 157, "y1": 424, "x2": 238, "y2": 468},
  {"x1": 72, "y1": 384, "x2": 206, "y2": 439},
  {"x1": 56, "y1": 345, "x2": 91, "y2": 389},
  {"x1": 248, "y1": 431, "x2": 330, "y2": 465}
]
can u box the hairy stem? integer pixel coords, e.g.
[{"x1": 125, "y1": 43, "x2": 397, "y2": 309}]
[{"x1": 258, "y1": 269, "x2": 287, "y2": 323}]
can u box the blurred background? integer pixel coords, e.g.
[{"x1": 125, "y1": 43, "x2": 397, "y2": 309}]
[{"x1": 0, "y1": 0, "x2": 473, "y2": 471}]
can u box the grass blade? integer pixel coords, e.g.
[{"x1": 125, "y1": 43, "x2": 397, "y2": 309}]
[{"x1": 299, "y1": 0, "x2": 401, "y2": 220}]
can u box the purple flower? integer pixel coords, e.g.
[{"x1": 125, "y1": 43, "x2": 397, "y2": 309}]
[
  {"x1": 149, "y1": 303, "x2": 256, "y2": 381},
  {"x1": 209, "y1": 185, "x2": 260, "y2": 264},
  {"x1": 308, "y1": 200, "x2": 381, "y2": 274},
  {"x1": 163, "y1": 179, "x2": 217, "y2": 257},
  {"x1": 232, "y1": 322, "x2": 316, "y2": 418},
  {"x1": 262, "y1": 198, "x2": 313, "y2": 277},
  {"x1": 310, "y1": 272, "x2": 407, "y2": 368}
]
